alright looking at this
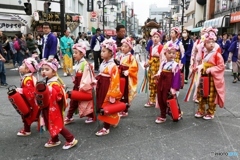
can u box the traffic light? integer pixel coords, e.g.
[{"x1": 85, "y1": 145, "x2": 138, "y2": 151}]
[
  {"x1": 24, "y1": 3, "x2": 32, "y2": 15},
  {"x1": 44, "y1": 1, "x2": 51, "y2": 13}
]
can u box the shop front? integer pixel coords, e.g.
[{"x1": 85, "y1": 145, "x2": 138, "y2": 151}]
[
  {"x1": 230, "y1": 11, "x2": 240, "y2": 34},
  {"x1": 203, "y1": 15, "x2": 230, "y2": 35},
  {"x1": 0, "y1": 14, "x2": 30, "y2": 36},
  {"x1": 32, "y1": 11, "x2": 80, "y2": 36},
  {"x1": 191, "y1": 20, "x2": 205, "y2": 35}
]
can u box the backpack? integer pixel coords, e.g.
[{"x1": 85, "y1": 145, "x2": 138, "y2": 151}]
[{"x1": 14, "y1": 40, "x2": 20, "y2": 51}]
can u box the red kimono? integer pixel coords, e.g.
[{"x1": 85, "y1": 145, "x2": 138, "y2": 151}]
[
  {"x1": 20, "y1": 73, "x2": 39, "y2": 131},
  {"x1": 41, "y1": 76, "x2": 74, "y2": 142}
]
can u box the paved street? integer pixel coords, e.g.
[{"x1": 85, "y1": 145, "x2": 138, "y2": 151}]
[{"x1": 0, "y1": 61, "x2": 240, "y2": 160}]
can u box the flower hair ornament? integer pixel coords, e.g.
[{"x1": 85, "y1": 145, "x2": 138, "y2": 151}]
[
  {"x1": 23, "y1": 57, "x2": 39, "y2": 73},
  {"x1": 38, "y1": 58, "x2": 59, "y2": 71},
  {"x1": 164, "y1": 42, "x2": 180, "y2": 52},
  {"x1": 72, "y1": 42, "x2": 87, "y2": 55},
  {"x1": 202, "y1": 27, "x2": 218, "y2": 42},
  {"x1": 121, "y1": 37, "x2": 133, "y2": 49},
  {"x1": 101, "y1": 37, "x2": 117, "y2": 57},
  {"x1": 171, "y1": 27, "x2": 181, "y2": 36},
  {"x1": 150, "y1": 28, "x2": 161, "y2": 37}
]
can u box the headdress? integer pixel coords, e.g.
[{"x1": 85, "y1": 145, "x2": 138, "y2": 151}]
[
  {"x1": 150, "y1": 28, "x2": 161, "y2": 37},
  {"x1": 164, "y1": 42, "x2": 180, "y2": 51},
  {"x1": 22, "y1": 57, "x2": 38, "y2": 73},
  {"x1": 72, "y1": 42, "x2": 86, "y2": 55},
  {"x1": 38, "y1": 58, "x2": 59, "y2": 71},
  {"x1": 171, "y1": 27, "x2": 181, "y2": 35},
  {"x1": 202, "y1": 27, "x2": 218, "y2": 41},
  {"x1": 121, "y1": 37, "x2": 133, "y2": 49},
  {"x1": 101, "y1": 37, "x2": 117, "y2": 56}
]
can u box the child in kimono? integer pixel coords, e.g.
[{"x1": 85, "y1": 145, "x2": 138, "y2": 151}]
[
  {"x1": 95, "y1": 38, "x2": 122, "y2": 136},
  {"x1": 155, "y1": 43, "x2": 182, "y2": 123},
  {"x1": 64, "y1": 42, "x2": 95, "y2": 125},
  {"x1": 194, "y1": 27, "x2": 225, "y2": 120},
  {"x1": 37, "y1": 59, "x2": 78, "y2": 149},
  {"x1": 118, "y1": 37, "x2": 138, "y2": 117},
  {"x1": 15, "y1": 57, "x2": 39, "y2": 136},
  {"x1": 144, "y1": 28, "x2": 163, "y2": 107}
]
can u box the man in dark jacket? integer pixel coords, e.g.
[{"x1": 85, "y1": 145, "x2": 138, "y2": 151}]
[
  {"x1": 26, "y1": 33, "x2": 37, "y2": 56},
  {"x1": 181, "y1": 29, "x2": 194, "y2": 84},
  {"x1": 90, "y1": 28, "x2": 104, "y2": 72}
]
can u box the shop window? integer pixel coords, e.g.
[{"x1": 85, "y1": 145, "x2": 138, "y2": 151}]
[{"x1": 222, "y1": 0, "x2": 227, "y2": 10}]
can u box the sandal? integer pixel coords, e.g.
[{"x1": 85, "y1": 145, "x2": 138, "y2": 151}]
[{"x1": 233, "y1": 79, "x2": 237, "y2": 83}]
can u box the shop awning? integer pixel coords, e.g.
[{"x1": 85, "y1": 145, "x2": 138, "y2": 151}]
[
  {"x1": 191, "y1": 27, "x2": 202, "y2": 32},
  {"x1": 203, "y1": 16, "x2": 229, "y2": 28}
]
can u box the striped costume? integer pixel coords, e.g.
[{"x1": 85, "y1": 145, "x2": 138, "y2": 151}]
[{"x1": 148, "y1": 44, "x2": 163, "y2": 103}]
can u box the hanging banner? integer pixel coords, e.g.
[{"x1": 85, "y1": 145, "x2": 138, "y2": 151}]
[{"x1": 87, "y1": 0, "x2": 94, "y2": 12}]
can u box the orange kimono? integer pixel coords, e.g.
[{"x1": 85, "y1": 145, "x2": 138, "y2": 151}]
[
  {"x1": 119, "y1": 52, "x2": 138, "y2": 103},
  {"x1": 97, "y1": 58, "x2": 122, "y2": 125}
]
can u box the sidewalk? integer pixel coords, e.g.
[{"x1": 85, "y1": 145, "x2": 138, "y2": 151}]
[{"x1": 4, "y1": 63, "x2": 14, "y2": 69}]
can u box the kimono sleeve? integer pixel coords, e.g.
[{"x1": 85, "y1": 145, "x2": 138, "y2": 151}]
[
  {"x1": 228, "y1": 41, "x2": 236, "y2": 53},
  {"x1": 22, "y1": 78, "x2": 35, "y2": 98},
  {"x1": 209, "y1": 52, "x2": 225, "y2": 76},
  {"x1": 106, "y1": 65, "x2": 122, "y2": 99},
  {"x1": 128, "y1": 56, "x2": 138, "y2": 78},
  {"x1": 51, "y1": 84, "x2": 63, "y2": 101},
  {"x1": 171, "y1": 65, "x2": 181, "y2": 90}
]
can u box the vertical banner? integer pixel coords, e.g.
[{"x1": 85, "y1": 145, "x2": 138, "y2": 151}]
[{"x1": 87, "y1": 0, "x2": 94, "y2": 12}]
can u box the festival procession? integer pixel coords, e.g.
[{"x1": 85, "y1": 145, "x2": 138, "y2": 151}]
[{"x1": 0, "y1": 0, "x2": 240, "y2": 159}]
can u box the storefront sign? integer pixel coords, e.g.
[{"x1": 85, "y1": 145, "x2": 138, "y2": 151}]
[
  {"x1": 0, "y1": 21, "x2": 22, "y2": 31},
  {"x1": 230, "y1": 12, "x2": 240, "y2": 23},
  {"x1": 38, "y1": 11, "x2": 80, "y2": 22},
  {"x1": 104, "y1": 29, "x2": 116, "y2": 36},
  {"x1": 90, "y1": 18, "x2": 97, "y2": 22}
]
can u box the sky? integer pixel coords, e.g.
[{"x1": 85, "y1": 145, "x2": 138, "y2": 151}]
[{"x1": 125, "y1": 0, "x2": 169, "y2": 25}]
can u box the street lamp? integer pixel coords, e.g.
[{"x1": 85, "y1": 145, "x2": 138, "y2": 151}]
[
  {"x1": 181, "y1": 0, "x2": 190, "y2": 32},
  {"x1": 97, "y1": 0, "x2": 115, "y2": 34}
]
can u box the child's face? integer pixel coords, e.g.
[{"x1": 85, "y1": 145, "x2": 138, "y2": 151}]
[
  {"x1": 170, "y1": 30, "x2": 177, "y2": 39},
  {"x1": 121, "y1": 43, "x2": 131, "y2": 54},
  {"x1": 41, "y1": 64, "x2": 55, "y2": 79},
  {"x1": 165, "y1": 50, "x2": 176, "y2": 61},
  {"x1": 19, "y1": 63, "x2": 30, "y2": 74},
  {"x1": 152, "y1": 35, "x2": 160, "y2": 44},
  {"x1": 73, "y1": 49, "x2": 84, "y2": 61},
  {"x1": 205, "y1": 40, "x2": 215, "y2": 51},
  {"x1": 101, "y1": 47, "x2": 112, "y2": 60}
]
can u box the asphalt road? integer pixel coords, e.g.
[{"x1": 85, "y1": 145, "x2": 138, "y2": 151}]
[{"x1": 0, "y1": 61, "x2": 239, "y2": 160}]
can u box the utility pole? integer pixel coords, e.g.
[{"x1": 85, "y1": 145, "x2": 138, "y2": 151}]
[
  {"x1": 60, "y1": 0, "x2": 65, "y2": 36},
  {"x1": 125, "y1": 5, "x2": 127, "y2": 34},
  {"x1": 181, "y1": 0, "x2": 184, "y2": 32}
]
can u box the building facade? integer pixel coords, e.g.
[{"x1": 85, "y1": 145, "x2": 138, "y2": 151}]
[
  {"x1": 0, "y1": 0, "x2": 87, "y2": 37},
  {"x1": 88, "y1": 0, "x2": 139, "y2": 36},
  {"x1": 149, "y1": 4, "x2": 170, "y2": 26}
]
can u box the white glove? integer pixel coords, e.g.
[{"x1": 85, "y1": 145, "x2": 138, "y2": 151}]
[
  {"x1": 206, "y1": 68, "x2": 211, "y2": 74},
  {"x1": 123, "y1": 70, "x2": 129, "y2": 76},
  {"x1": 170, "y1": 88, "x2": 176, "y2": 95},
  {"x1": 109, "y1": 97, "x2": 116, "y2": 103},
  {"x1": 16, "y1": 88, "x2": 23, "y2": 94}
]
